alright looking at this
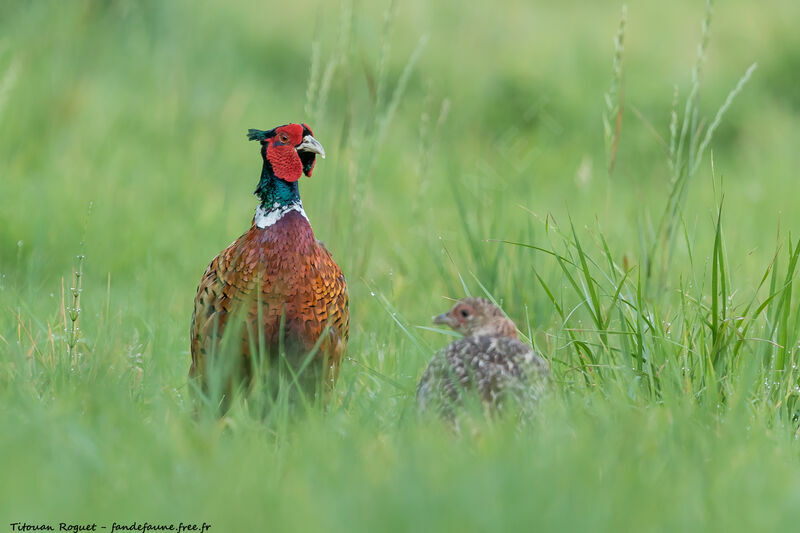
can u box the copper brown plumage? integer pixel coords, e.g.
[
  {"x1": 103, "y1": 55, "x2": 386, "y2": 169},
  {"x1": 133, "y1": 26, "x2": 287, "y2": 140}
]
[
  {"x1": 416, "y1": 298, "x2": 549, "y2": 419},
  {"x1": 190, "y1": 124, "x2": 348, "y2": 398}
]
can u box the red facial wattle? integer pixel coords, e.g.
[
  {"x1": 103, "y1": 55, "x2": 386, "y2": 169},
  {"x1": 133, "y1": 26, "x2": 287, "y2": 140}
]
[
  {"x1": 265, "y1": 124, "x2": 304, "y2": 182},
  {"x1": 266, "y1": 142, "x2": 304, "y2": 182}
]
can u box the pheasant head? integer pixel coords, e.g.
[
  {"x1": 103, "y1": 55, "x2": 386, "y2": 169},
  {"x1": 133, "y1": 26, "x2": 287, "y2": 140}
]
[
  {"x1": 247, "y1": 123, "x2": 326, "y2": 228},
  {"x1": 248, "y1": 123, "x2": 325, "y2": 182},
  {"x1": 433, "y1": 298, "x2": 518, "y2": 339}
]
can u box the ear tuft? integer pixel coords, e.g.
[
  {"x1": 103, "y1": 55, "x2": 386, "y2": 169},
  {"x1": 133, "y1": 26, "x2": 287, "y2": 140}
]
[{"x1": 247, "y1": 129, "x2": 269, "y2": 142}]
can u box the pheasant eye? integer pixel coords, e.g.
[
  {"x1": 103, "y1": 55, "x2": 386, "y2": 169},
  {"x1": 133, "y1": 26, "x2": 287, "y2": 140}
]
[
  {"x1": 460, "y1": 309, "x2": 470, "y2": 318},
  {"x1": 278, "y1": 132, "x2": 290, "y2": 143}
]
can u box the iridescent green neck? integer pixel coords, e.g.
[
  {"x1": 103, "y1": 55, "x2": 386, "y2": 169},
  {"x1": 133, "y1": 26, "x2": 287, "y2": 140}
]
[
  {"x1": 253, "y1": 161, "x2": 307, "y2": 228},
  {"x1": 254, "y1": 162, "x2": 301, "y2": 209}
]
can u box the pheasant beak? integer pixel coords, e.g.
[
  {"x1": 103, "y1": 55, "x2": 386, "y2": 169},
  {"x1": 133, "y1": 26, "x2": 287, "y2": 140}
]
[
  {"x1": 296, "y1": 135, "x2": 326, "y2": 159},
  {"x1": 433, "y1": 313, "x2": 456, "y2": 328}
]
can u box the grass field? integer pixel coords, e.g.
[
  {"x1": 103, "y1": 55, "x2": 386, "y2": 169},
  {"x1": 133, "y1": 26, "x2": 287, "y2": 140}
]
[{"x1": 3, "y1": 0, "x2": 800, "y2": 530}]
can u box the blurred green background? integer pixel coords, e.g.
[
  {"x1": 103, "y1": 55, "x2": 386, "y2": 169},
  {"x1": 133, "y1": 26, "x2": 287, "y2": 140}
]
[{"x1": 2, "y1": 0, "x2": 800, "y2": 531}]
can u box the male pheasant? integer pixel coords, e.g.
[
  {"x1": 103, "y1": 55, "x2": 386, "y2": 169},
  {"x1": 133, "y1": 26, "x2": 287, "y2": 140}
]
[
  {"x1": 417, "y1": 298, "x2": 550, "y2": 420},
  {"x1": 190, "y1": 123, "x2": 349, "y2": 398}
]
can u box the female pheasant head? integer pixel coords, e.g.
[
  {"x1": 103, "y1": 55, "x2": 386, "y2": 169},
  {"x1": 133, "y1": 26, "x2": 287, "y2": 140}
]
[
  {"x1": 433, "y1": 298, "x2": 518, "y2": 339},
  {"x1": 247, "y1": 123, "x2": 326, "y2": 228}
]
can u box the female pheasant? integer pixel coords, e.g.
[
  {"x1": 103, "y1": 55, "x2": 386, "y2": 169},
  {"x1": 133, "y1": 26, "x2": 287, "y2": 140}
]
[
  {"x1": 190, "y1": 123, "x2": 349, "y2": 398},
  {"x1": 417, "y1": 298, "x2": 550, "y2": 420}
]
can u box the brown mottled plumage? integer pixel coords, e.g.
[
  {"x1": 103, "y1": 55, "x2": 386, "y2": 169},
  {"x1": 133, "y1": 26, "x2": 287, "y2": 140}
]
[
  {"x1": 416, "y1": 298, "x2": 549, "y2": 419},
  {"x1": 190, "y1": 124, "x2": 348, "y2": 398}
]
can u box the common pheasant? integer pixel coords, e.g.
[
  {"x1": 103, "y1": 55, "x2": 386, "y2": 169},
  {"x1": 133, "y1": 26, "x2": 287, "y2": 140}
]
[
  {"x1": 190, "y1": 123, "x2": 349, "y2": 399},
  {"x1": 417, "y1": 298, "x2": 550, "y2": 419}
]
